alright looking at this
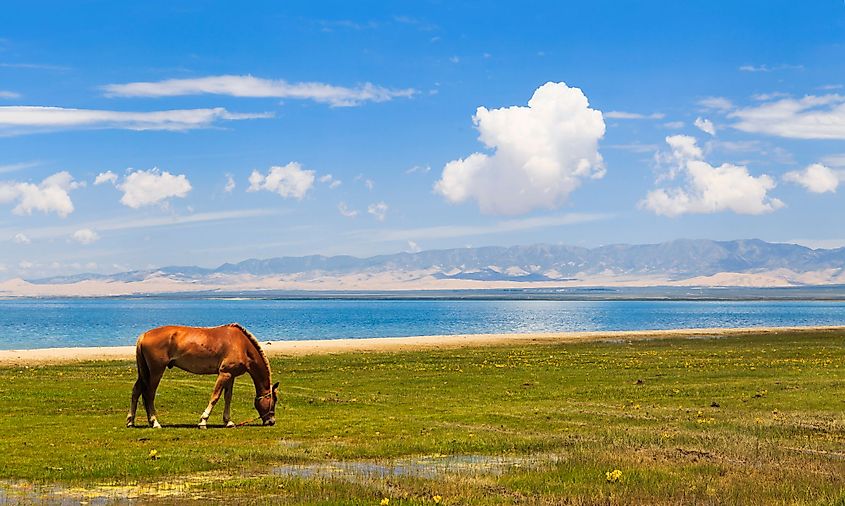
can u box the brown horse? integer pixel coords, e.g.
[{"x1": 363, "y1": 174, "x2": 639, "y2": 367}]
[{"x1": 127, "y1": 323, "x2": 279, "y2": 429}]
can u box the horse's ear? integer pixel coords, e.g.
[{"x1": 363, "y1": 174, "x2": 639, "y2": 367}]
[{"x1": 272, "y1": 382, "x2": 280, "y2": 391}]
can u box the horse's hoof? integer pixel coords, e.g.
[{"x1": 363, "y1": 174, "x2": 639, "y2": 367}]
[
  {"x1": 225, "y1": 421, "x2": 235, "y2": 428},
  {"x1": 126, "y1": 422, "x2": 134, "y2": 428},
  {"x1": 152, "y1": 421, "x2": 162, "y2": 429},
  {"x1": 198, "y1": 424, "x2": 207, "y2": 430}
]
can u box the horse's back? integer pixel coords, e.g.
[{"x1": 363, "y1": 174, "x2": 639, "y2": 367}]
[{"x1": 137, "y1": 325, "x2": 243, "y2": 375}]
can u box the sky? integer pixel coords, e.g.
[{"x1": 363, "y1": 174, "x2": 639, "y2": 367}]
[{"x1": 1, "y1": 0, "x2": 845, "y2": 279}]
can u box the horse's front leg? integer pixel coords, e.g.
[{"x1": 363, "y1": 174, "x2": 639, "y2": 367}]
[
  {"x1": 222, "y1": 378, "x2": 235, "y2": 428},
  {"x1": 198, "y1": 372, "x2": 231, "y2": 429}
]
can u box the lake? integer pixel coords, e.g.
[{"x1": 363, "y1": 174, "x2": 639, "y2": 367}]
[{"x1": 1, "y1": 297, "x2": 845, "y2": 350}]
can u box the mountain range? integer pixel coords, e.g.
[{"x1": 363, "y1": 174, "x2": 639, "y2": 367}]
[{"x1": 3, "y1": 239, "x2": 845, "y2": 296}]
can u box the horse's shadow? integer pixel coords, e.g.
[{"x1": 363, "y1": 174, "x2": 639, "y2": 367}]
[{"x1": 131, "y1": 423, "x2": 241, "y2": 430}]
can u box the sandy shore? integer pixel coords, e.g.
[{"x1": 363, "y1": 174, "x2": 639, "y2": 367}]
[{"x1": 1, "y1": 326, "x2": 843, "y2": 366}]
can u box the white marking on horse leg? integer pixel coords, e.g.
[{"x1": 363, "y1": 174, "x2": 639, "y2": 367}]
[
  {"x1": 199, "y1": 372, "x2": 230, "y2": 428},
  {"x1": 150, "y1": 416, "x2": 162, "y2": 429},
  {"x1": 198, "y1": 406, "x2": 212, "y2": 428},
  {"x1": 225, "y1": 421, "x2": 235, "y2": 428}
]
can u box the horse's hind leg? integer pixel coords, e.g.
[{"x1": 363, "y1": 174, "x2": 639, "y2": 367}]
[
  {"x1": 199, "y1": 372, "x2": 232, "y2": 429},
  {"x1": 126, "y1": 378, "x2": 143, "y2": 427},
  {"x1": 222, "y1": 378, "x2": 235, "y2": 428},
  {"x1": 144, "y1": 365, "x2": 166, "y2": 428}
]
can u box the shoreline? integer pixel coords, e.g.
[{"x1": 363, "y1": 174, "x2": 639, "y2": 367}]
[{"x1": 1, "y1": 325, "x2": 843, "y2": 366}]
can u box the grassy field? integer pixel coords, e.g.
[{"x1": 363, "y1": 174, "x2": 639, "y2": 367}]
[{"x1": 1, "y1": 329, "x2": 844, "y2": 504}]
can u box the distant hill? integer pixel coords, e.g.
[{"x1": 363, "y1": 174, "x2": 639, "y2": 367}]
[{"x1": 11, "y1": 239, "x2": 843, "y2": 297}]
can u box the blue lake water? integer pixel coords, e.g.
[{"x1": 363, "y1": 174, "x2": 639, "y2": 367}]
[{"x1": 1, "y1": 298, "x2": 845, "y2": 350}]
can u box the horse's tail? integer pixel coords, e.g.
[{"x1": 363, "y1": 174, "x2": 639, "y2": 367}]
[{"x1": 135, "y1": 333, "x2": 152, "y2": 412}]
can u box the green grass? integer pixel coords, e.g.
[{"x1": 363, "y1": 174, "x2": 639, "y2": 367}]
[{"x1": 2, "y1": 330, "x2": 845, "y2": 504}]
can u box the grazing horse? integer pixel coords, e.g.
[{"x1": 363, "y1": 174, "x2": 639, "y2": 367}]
[{"x1": 127, "y1": 323, "x2": 279, "y2": 429}]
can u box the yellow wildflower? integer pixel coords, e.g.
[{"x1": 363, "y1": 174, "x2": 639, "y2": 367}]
[
  {"x1": 149, "y1": 449, "x2": 159, "y2": 460},
  {"x1": 380, "y1": 498, "x2": 390, "y2": 505},
  {"x1": 605, "y1": 469, "x2": 622, "y2": 482},
  {"x1": 433, "y1": 495, "x2": 442, "y2": 504}
]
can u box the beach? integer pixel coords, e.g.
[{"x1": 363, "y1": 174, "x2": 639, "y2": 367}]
[{"x1": 2, "y1": 325, "x2": 843, "y2": 365}]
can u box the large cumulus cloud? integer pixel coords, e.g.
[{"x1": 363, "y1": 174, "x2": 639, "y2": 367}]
[{"x1": 434, "y1": 82, "x2": 606, "y2": 215}]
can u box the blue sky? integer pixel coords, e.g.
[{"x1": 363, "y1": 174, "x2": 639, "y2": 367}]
[{"x1": 1, "y1": 1, "x2": 845, "y2": 279}]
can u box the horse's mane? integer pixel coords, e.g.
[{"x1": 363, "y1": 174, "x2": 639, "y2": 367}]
[{"x1": 227, "y1": 323, "x2": 270, "y2": 376}]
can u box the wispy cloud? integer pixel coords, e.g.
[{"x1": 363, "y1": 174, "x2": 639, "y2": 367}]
[
  {"x1": 0, "y1": 62, "x2": 70, "y2": 71},
  {"x1": 604, "y1": 111, "x2": 665, "y2": 120},
  {"x1": 348, "y1": 212, "x2": 611, "y2": 242},
  {"x1": 0, "y1": 90, "x2": 20, "y2": 99},
  {"x1": 698, "y1": 97, "x2": 733, "y2": 111},
  {"x1": 729, "y1": 94, "x2": 845, "y2": 140},
  {"x1": 788, "y1": 238, "x2": 845, "y2": 250},
  {"x1": 0, "y1": 161, "x2": 40, "y2": 174},
  {"x1": 0, "y1": 106, "x2": 271, "y2": 135},
  {"x1": 317, "y1": 19, "x2": 379, "y2": 31},
  {"x1": 739, "y1": 63, "x2": 803, "y2": 72},
  {"x1": 405, "y1": 164, "x2": 431, "y2": 174},
  {"x1": 821, "y1": 154, "x2": 845, "y2": 168},
  {"x1": 102, "y1": 75, "x2": 416, "y2": 107},
  {"x1": 606, "y1": 143, "x2": 659, "y2": 153},
  {"x1": 0, "y1": 208, "x2": 279, "y2": 242}
]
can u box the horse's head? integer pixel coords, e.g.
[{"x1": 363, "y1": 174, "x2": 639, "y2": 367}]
[{"x1": 255, "y1": 382, "x2": 280, "y2": 426}]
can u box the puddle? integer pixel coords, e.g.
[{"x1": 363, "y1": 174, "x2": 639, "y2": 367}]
[
  {"x1": 273, "y1": 454, "x2": 545, "y2": 481},
  {"x1": 0, "y1": 454, "x2": 549, "y2": 503},
  {"x1": 0, "y1": 477, "x2": 211, "y2": 505}
]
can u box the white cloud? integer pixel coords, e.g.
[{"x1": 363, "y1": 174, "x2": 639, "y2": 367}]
[
  {"x1": 0, "y1": 106, "x2": 270, "y2": 134},
  {"x1": 94, "y1": 170, "x2": 118, "y2": 186},
  {"x1": 13, "y1": 232, "x2": 30, "y2": 244},
  {"x1": 319, "y1": 174, "x2": 341, "y2": 189},
  {"x1": 0, "y1": 90, "x2": 20, "y2": 99},
  {"x1": 604, "y1": 111, "x2": 665, "y2": 120},
  {"x1": 117, "y1": 168, "x2": 192, "y2": 208},
  {"x1": 224, "y1": 174, "x2": 236, "y2": 193},
  {"x1": 694, "y1": 117, "x2": 716, "y2": 136},
  {"x1": 663, "y1": 121, "x2": 685, "y2": 129},
  {"x1": 337, "y1": 201, "x2": 358, "y2": 218},
  {"x1": 102, "y1": 75, "x2": 415, "y2": 107},
  {"x1": 0, "y1": 171, "x2": 83, "y2": 217},
  {"x1": 71, "y1": 228, "x2": 99, "y2": 244},
  {"x1": 435, "y1": 82, "x2": 605, "y2": 215},
  {"x1": 783, "y1": 163, "x2": 840, "y2": 193},
  {"x1": 248, "y1": 163, "x2": 315, "y2": 200},
  {"x1": 729, "y1": 94, "x2": 845, "y2": 139},
  {"x1": 367, "y1": 201, "x2": 388, "y2": 221},
  {"x1": 641, "y1": 135, "x2": 784, "y2": 217},
  {"x1": 406, "y1": 240, "x2": 421, "y2": 253}
]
